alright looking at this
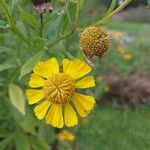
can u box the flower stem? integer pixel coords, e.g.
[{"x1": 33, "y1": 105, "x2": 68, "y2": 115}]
[
  {"x1": 46, "y1": 0, "x2": 81, "y2": 51},
  {"x1": 75, "y1": 0, "x2": 81, "y2": 28},
  {"x1": 52, "y1": 128, "x2": 61, "y2": 150},
  {"x1": 94, "y1": 0, "x2": 133, "y2": 26},
  {"x1": 40, "y1": 14, "x2": 44, "y2": 37},
  {"x1": 0, "y1": 0, "x2": 31, "y2": 46},
  {"x1": 46, "y1": 30, "x2": 73, "y2": 51}
]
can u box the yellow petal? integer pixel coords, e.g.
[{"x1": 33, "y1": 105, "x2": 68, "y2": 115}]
[
  {"x1": 58, "y1": 130, "x2": 75, "y2": 141},
  {"x1": 29, "y1": 74, "x2": 45, "y2": 88},
  {"x1": 45, "y1": 57, "x2": 59, "y2": 73},
  {"x1": 64, "y1": 103, "x2": 78, "y2": 127},
  {"x1": 63, "y1": 59, "x2": 91, "y2": 80},
  {"x1": 26, "y1": 89, "x2": 44, "y2": 105},
  {"x1": 33, "y1": 57, "x2": 59, "y2": 78},
  {"x1": 46, "y1": 104, "x2": 64, "y2": 128},
  {"x1": 75, "y1": 76, "x2": 95, "y2": 89},
  {"x1": 122, "y1": 53, "x2": 132, "y2": 60},
  {"x1": 72, "y1": 93, "x2": 95, "y2": 117},
  {"x1": 34, "y1": 100, "x2": 51, "y2": 120}
]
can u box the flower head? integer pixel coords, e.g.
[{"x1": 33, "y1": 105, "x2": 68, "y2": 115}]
[
  {"x1": 104, "y1": 85, "x2": 110, "y2": 93},
  {"x1": 58, "y1": 130, "x2": 75, "y2": 141},
  {"x1": 113, "y1": 31, "x2": 124, "y2": 40},
  {"x1": 80, "y1": 26, "x2": 110, "y2": 58},
  {"x1": 116, "y1": 45, "x2": 126, "y2": 54},
  {"x1": 26, "y1": 58, "x2": 95, "y2": 128},
  {"x1": 122, "y1": 52, "x2": 132, "y2": 61}
]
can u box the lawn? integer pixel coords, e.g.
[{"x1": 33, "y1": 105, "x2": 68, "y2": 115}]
[{"x1": 72, "y1": 21, "x2": 150, "y2": 150}]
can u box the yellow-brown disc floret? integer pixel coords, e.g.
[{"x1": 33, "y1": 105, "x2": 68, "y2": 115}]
[{"x1": 80, "y1": 26, "x2": 110, "y2": 58}]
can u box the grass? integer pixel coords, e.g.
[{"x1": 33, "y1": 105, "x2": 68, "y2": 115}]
[
  {"x1": 76, "y1": 105, "x2": 150, "y2": 150},
  {"x1": 73, "y1": 21, "x2": 150, "y2": 150},
  {"x1": 96, "y1": 21, "x2": 150, "y2": 74}
]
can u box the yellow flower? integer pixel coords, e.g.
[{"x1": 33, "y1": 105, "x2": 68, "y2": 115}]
[
  {"x1": 26, "y1": 57, "x2": 95, "y2": 128},
  {"x1": 113, "y1": 31, "x2": 124, "y2": 40},
  {"x1": 58, "y1": 130, "x2": 75, "y2": 141},
  {"x1": 122, "y1": 53, "x2": 132, "y2": 60},
  {"x1": 104, "y1": 85, "x2": 110, "y2": 93},
  {"x1": 116, "y1": 45, "x2": 126, "y2": 54}
]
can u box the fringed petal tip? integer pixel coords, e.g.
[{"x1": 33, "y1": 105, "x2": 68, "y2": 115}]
[{"x1": 26, "y1": 89, "x2": 44, "y2": 105}]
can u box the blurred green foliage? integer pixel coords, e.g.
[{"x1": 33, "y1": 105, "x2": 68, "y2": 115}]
[{"x1": 0, "y1": 0, "x2": 150, "y2": 149}]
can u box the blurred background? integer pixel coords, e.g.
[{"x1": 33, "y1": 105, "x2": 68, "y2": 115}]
[{"x1": 0, "y1": 0, "x2": 150, "y2": 149}]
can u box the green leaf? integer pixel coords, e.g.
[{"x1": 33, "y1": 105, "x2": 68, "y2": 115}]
[
  {"x1": 0, "y1": 136, "x2": 13, "y2": 150},
  {"x1": 19, "y1": 50, "x2": 45, "y2": 79},
  {"x1": 0, "y1": 20, "x2": 8, "y2": 29},
  {"x1": 105, "y1": 0, "x2": 117, "y2": 17},
  {"x1": 65, "y1": 51, "x2": 75, "y2": 59},
  {"x1": 0, "y1": 63, "x2": 16, "y2": 72},
  {"x1": 0, "y1": 46, "x2": 11, "y2": 53},
  {"x1": 77, "y1": 49, "x2": 85, "y2": 60},
  {"x1": 10, "y1": 0, "x2": 19, "y2": 11},
  {"x1": 28, "y1": 137, "x2": 50, "y2": 150},
  {"x1": 31, "y1": 38, "x2": 46, "y2": 51},
  {"x1": 50, "y1": 51, "x2": 65, "y2": 64},
  {"x1": 0, "y1": 128, "x2": 12, "y2": 138},
  {"x1": 15, "y1": 130, "x2": 31, "y2": 150},
  {"x1": 20, "y1": 108, "x2": 36, "y2": 135},
  {"x1": 8, "y1": 83, "x2": 25, "y2": 115},
  {"x1": 80, "y1": 0, "x2": 85, "y2": 8},
  {"x1": 19, "y1": 6, "x2": 38, "y2": 30}
]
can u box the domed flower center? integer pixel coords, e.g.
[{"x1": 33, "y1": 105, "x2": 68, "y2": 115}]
[
  {"x1": 43, "y1": 73, "x2": 75, "y2": 104},
  {"x1": 80, "y1": 26, "x2": 110, "y2": 58}
]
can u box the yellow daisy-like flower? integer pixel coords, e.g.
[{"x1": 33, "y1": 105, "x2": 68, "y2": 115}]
[
  {"x1": 58, "y1": 130, "x2": 75, "y2": 141},
  {"x1": 113, "y1": 31, "x2": 124, "y2": 40},
  {"x1": 104, "y1": 85, "x2": 110, "y2": 93},
  {"x1": 26, "y1": 57, "x2": 95, "y2": 128},
  {"x1": 116, "y1": 45, "x2": 126, "y2": 54},
  {"x1": 122, "y1": 53, "x2": 133, "y2": 61}
]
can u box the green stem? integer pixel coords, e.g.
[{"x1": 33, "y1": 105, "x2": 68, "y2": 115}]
[
  {"x1": 0, "y1": 0, "x2": 31, "y2": 46},
  {"x1": 94, "y1": 0, "x2": 132, "y2": 26},
  {"x1": 10, "y1": 27, "x2": 31, "y2": 45},
  {"x1": 0, "y1": 0, "x2": 15, "y2": 27},
  {"x1": 47, "y1": 30, "x2": 73, "y2": 50},
  {"x1": 75, "y1": 0, "x2": 81, "y2": 28},
  {"x1": 106, "y1": 0, "x2": 132, "y2": 19},
  {"x1": 40, "y1": 14, "x2": 44, "y2": 37},
  {"x1": 46, "y1": 0, "x2": 81, "y2": 51},
  {"x1": 64, "y1": 0, "x2": 72, "y2": 30}
]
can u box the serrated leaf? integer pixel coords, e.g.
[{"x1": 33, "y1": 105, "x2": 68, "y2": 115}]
[
  {"x1": 19, "y1": 50, "x2": 45, "y2": 79},
  {"x1": 28, "y1": 137, "x2": 50, "y2": 150},
  {"x1": 8, "y1": 83, "x2": 25, "y2": 115}
]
